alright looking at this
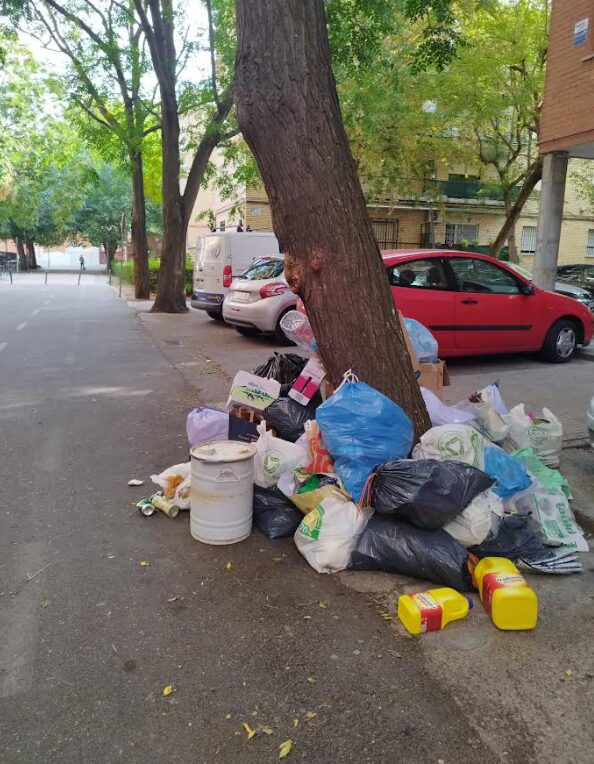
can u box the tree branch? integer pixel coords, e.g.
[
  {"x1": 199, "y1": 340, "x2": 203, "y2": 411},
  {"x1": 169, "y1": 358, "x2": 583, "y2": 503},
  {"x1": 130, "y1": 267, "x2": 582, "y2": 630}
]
[{"x1": 205, "y1": 0, "x2": 220, "y2": 108}]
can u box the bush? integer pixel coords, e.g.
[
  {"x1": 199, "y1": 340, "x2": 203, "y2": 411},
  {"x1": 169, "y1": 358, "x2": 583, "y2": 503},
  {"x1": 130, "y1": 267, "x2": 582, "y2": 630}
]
[{"x1": 112, "y1": 256, "x2": 194, "y2": 296}]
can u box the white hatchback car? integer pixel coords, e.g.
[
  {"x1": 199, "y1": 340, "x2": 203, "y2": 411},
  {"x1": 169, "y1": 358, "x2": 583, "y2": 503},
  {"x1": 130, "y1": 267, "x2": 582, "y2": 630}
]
[{"x1": 223, "y1": 257, "x2": 297, "y2": 343}]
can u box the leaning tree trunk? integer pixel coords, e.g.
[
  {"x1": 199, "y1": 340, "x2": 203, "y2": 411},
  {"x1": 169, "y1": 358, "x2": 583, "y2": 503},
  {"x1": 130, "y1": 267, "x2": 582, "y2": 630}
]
[
  {"x1": 490, "y1": 158, "x2": 543, "y2": 260},
  {"x1": 25, "y1": 239, "x2": 37, "y2": 269},
  {"x1": 234, "y1": 0, "x2": 430, "y2": 436},
  {"x1": 15, "y1": 236, "x2": 27, "y2": 271},
  {"x1": 130, "y1": 152, "x2": 150, "y2": 299},
  {"x1": 503, "y1": 197, "x2": 518, "y2": 262}
]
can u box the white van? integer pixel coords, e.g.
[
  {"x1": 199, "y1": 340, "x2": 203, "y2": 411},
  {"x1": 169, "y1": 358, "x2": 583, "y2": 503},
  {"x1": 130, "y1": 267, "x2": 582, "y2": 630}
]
[{"x1": 191, "y1": 231, "x2": 280, "y2": 318}]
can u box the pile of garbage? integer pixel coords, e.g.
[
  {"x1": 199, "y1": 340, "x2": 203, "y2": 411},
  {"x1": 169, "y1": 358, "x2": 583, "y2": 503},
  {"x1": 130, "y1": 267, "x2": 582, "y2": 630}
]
[{"x1": 144, "y1": 313, "x2": 588, "y2": 598}]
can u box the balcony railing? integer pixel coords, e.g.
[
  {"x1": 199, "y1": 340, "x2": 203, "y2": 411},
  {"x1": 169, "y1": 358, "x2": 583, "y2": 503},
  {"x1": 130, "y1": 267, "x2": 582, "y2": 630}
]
[{"x1": 426, "y1": 179, "x2": 522, "y2": 202}]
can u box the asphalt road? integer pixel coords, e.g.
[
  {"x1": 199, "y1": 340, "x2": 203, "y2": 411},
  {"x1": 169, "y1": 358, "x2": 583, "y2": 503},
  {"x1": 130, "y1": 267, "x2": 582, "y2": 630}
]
[{"x1": 0, "y1": 278, "x2": 500, "y2": 763}]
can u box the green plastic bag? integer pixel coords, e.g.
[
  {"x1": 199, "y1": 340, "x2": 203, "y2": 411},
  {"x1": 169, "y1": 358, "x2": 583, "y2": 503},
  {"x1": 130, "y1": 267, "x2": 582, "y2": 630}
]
[{"x1": 511, "y1": 447, "x2": 571, "y2": 499}]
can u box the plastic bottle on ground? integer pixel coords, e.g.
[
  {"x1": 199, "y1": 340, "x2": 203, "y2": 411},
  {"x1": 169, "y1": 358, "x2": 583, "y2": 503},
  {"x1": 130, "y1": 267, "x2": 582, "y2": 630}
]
[
  {"x1": 398, "y1": 587, "x2": 472, "y2": 635},
  {"x1": 473, "y1": 556, "x2": 538, "y2": 631}
]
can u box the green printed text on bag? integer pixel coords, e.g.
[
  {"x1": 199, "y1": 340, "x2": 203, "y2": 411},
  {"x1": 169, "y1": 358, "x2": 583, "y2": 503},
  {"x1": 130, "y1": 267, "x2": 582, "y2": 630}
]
[{"x1": 297, "y1": 506, "x2": 325, "y2": 541}]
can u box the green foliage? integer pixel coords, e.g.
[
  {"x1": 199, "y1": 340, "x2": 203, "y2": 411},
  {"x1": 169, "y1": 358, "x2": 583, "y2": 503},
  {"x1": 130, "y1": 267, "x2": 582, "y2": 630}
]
[{"x1": 113, "y1": 255, "x2": 193, "y2": 296}]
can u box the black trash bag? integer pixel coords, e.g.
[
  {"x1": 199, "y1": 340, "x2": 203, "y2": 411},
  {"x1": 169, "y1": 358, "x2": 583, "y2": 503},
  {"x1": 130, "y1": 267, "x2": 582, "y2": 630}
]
[
  {"x1": 350, "y1": 515, "x2": 472, "y2": 591},
  {"x1": 471, "y1": 514, "x2": 550, "y2": 562},
  {"x1": 252, "y1": 485, "x2": 303, "y2": 539},
  {"x1": 369, "y1": 459, "x2": 494, "y2": 529},
  {"x1": 263, "y1": 395, "x2": 320, "y2": 442},
  {"x1": 252, "y1": 352, "x2": 308, "y2": 397}
]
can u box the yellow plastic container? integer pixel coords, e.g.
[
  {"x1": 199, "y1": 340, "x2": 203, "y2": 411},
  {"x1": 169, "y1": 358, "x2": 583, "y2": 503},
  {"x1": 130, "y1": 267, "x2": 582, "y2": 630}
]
[
  {"x1": 473, "y1": 557, "x2": 538, "y2": 631},
  {"x1": 398, "y1": 587, "x2": 472, "y2": 635}
]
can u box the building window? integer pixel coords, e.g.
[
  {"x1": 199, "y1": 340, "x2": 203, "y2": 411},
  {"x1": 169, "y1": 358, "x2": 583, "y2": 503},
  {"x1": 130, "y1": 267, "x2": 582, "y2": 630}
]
[
  {"x1": 445, "y1": 223, "x2": 479, "y2": 245},
  {"x1": 372, "y1": 219, "x2": 399, "y2": 249},
  {"x1": 587, "y1": 230, "x2": 594, "y2": 258},
  {"x1": 521, "y1": 225, "x2": 537, "y2": 254},
  {"x1": 219, "y1": 220, "x2": 225, "y2": 231}
]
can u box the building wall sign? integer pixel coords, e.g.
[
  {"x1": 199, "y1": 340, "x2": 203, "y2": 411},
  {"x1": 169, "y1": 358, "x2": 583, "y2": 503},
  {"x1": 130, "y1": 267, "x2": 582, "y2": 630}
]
[{"x1": 573, "y1": 18, "x2": 589, "y2": 47}]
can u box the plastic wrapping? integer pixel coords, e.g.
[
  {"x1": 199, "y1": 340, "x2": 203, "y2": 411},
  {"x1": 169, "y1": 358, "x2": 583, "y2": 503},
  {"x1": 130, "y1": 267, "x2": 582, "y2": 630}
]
[
  {"x1": 150, "y1": 462, "x2": 191, "y2": 509},
  {"x1": 254, "y1": 422, "x2": 309, "y2": 488},
  {"x1": 279, "y1": 310, "x2": 317, "y2": 351},
  {"x1": 316, "y1": 376, "x2": 414, "y2": 502},
  {"x1": 294, "y1": 492, "x2": 371, "y2": 573},
  {"x1": 472, "y1": 514, "x2": 553, "y2": 561},
  {"x1": 463, "y1": 385, "x2": 510, "y2": 442},
  {"x1": 511, "y1": 447, "x2": 571, "y2": 498},
  {"x1": 350, "y1": 516, "x2": 472, "y2": 591},
  {"x1": 403, "y1": 317, "x2": 439, "y2": 362},
  {"x1": 412, "y1": 424, "x2": 485, "y2": 468},
  {"x1": 421, "y1": 388, "x2": 476, "y2": 427},
  {"x1": 368, "y1": 459, "x2": 494, "y2": 529},
  {"x1": 483, "y1": 445, "x2": 533, "y2": 499},
  {"x1": 252, "y1": 352, "x2": 309, "y2": 397},
  {"x1": 506, "y1": 404, "x2": 563, "y2": 467},
  {"x1": 252, "y1": 485, "x2": 303, "y2": 539},
  {"x1": 516, "y1": 489, "x2": 588, "y2": 552},
  {"x1": 186, "y1": 407, "x2": 229, "y2": 447},
  {"x1": 443, "y1": 490, "x2": 503, "y2": 547},
  {"x1": 263, "y1": 395, "x2": 320, "y2": 442}
]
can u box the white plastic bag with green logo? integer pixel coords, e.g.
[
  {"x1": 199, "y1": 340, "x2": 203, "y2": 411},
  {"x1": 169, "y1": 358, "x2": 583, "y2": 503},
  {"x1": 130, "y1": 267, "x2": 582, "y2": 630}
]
[
  {"x1": 516, "y1": 489, "x2": 588, "y2": 552},
  {"x1": 412, "y1": 424, "x2": 486, "y2": 468},
  {"x1": 506, "y1": 404, "x2": 563, "y2": 468},
  {"x1": 294, "y1": 492, "x2": 371, "y2": 573},
  {"x1": 254, "y1": 421, "x2": 308, "y2": 488}
]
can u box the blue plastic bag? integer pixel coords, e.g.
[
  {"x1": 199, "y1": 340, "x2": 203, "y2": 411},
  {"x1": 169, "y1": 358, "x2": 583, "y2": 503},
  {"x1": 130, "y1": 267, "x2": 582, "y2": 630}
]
[
  {"x1": 404, "y1": 318, "x2": 438, "y2": 363},
  {"x1": 316, "y1": 376, "x2": 414, "y2": 502},
  {"x1": 484, "y1": 445, "x2": 533, "y2": 499}
]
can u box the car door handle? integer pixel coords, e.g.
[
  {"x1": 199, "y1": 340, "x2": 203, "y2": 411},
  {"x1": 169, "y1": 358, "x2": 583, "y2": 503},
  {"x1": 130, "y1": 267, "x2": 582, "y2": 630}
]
[{"x1": 460, "y1": 298, "x2": 479, "y2": 305}]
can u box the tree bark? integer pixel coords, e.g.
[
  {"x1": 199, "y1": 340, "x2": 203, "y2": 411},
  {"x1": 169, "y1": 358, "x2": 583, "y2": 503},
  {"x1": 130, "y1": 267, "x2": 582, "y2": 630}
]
[
  {"x1": 106, "y1": 240, "x2": 117, "y2": 270},
  {"x1": 25, "y1": 239, "x2": 37, "y2": 269},
  {"x1": 234, "y1": 0, "x2": 430, "y2": 436},
  {"x1": 490, "y1": 158, "x2": 543, "y2": 260},
  {"x1": 15, "y1": 236, "x2": 27, "y2": 271},
  {"x1": 130, "y1": 152, "x2": 150, "y2": 299}
]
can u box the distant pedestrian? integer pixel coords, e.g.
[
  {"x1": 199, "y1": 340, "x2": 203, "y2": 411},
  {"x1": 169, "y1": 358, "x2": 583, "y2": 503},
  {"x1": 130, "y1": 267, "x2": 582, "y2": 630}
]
[{"x1": 79, "y1": 255, "x2": 86, "y2": 271}]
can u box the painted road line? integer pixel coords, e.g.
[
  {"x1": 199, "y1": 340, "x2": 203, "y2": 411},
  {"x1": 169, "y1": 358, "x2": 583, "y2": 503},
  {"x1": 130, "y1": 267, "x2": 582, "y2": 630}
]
[
  {"x1": 16, "y1": 322, "x2": 27, "y2": 331},
  {"x1": 0, "y1": 342, "x2": 7, "y2": 353},
  {"x1": 31, "y1": 308, "x2": 41, "y2": 316}
]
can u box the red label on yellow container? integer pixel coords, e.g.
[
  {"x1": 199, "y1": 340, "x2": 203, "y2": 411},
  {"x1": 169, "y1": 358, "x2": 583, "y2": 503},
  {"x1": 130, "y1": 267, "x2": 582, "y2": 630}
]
[
  {"x1": 412, "y1": 591, "x2": 443, "y2": 632},
  {"x1": 482, "y1": 573, "x2": 526, "y2": 615}
]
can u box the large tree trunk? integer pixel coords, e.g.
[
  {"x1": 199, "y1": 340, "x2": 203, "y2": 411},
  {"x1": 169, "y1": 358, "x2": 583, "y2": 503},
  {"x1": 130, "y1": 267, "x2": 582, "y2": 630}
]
[
  {"x1": 25, "y1": 239, "x2": 37, "y2": 269},
  {"x1": 15, "y1": 236, "x2": 27, "y2": 271},
  {"x1": 106, "y1": 240, "x2": 117, "y2": 271},
  {"x1": 151, "y1": 104, "x2": 187, "y2": 313},
  {"x1": 234, "y1": 0, "x2": 430, "y2": 436},
  {"x1": 130, "y1": 152, "x2": 150, "y2": 299},
  {"x1": 503, "y1": 197, "x2": 518, "y2": 262},
  {"x1": 490, "y1": 158, "x2": 543, "y2": 260}
]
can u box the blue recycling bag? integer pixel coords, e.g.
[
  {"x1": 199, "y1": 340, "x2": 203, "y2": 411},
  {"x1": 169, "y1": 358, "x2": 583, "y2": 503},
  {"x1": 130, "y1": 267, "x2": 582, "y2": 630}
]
[
  {"x1": 316, "y1": 378, "x2": 414, "y2": 502},
  {"x1": 403, "y1": 318, "x2": 439, "y2": 363},
  {"x1": 484, "y1": 445, "x2": 533, "y2": 499}
]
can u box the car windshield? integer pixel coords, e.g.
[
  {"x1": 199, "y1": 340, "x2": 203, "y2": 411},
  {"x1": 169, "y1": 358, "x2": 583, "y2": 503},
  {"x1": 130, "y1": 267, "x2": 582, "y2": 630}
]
[
  {"x1": 239, "y1": 258, "x2": 285, "y2": 280},
  {"x1": 508, "y1": 263, "x2": 533, "y2": 280}
]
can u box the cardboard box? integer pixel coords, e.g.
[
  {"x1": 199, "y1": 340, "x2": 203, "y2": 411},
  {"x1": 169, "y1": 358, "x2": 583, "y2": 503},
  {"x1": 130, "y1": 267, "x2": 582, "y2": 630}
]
[
  {"x1": 417, "y1": 360, "x2": 450, "y2": 399},
  {"x1": 226, "y1": 371, "x2": 280, "y2": 413}
]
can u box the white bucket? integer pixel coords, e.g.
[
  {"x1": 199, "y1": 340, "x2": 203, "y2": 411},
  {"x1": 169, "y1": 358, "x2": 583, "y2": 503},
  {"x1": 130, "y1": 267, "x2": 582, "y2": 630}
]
[{"x1": 190, "y1": 440, "x2": 257, "y2": 545}]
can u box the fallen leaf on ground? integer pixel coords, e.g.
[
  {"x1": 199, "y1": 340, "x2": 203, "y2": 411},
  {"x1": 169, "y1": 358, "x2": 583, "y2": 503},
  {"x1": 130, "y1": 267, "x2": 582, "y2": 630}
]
[
  {"x1": 128, "y1": 479, "x2": 144, "y2": 486},
  {"x1": 388, "y1": 650, "x2": 402, "y2": 659},
  {"x1": 272, "y1": 556, "x2": 284, "y2": 563},
  {"x1": 293, "y1": 718, "x2": 299, "y2": 728},
  {"x1": 307, "y1": 676, "x2": 316, "y2": 684},
  {"x1": 162, "y1": 685, "x2": 173, "y2": 696},
  {"x1": 318, "y1": 600, "x2": 327, "y2": 608},
  {"x1": 279, "y1": 739, "x2": 293, "y2": 759},
  {"x1": 242, "y1": 722, "x2": 256, "y2": 740},
  {"x1": 167, "y1": 596, "x2": 179, "y2": 603},
  {"x1": 303, "y1": 615, "x2": 312, "y2": 620},
  {"x1": 225, "y1": 714, "x2": 231, "y2": 720},
  {"x1": 305, "y1": 711, "x2": 317, "y2": 720},
  {"x1": 139, "y1": 560, "x2": 150, "y2": 567},
  {"x1": 380, "y1": 612, "x2": 392, "y2": 621},
  {"x1": 41, "y1": 600, "x2": 49, "y2": 608},
  {"x1": 226, "y1": 561, "x2": 232, "y2": 570},
  {"x1": 565, "y1": 669, "x2": 574, "y2": 677},
  {"x1": 260, "y1": 725, "x2": 274, "y2": 735},
  {"x1": 107, "y1": 555, "x2": 116, "y2": 559}
]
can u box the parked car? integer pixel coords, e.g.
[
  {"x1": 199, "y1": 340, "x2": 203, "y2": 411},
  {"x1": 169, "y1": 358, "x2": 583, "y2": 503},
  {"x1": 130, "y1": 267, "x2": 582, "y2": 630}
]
[
  {"x1": 588, "y1": 395, "x2": 594, "y2": 448},
  {"x1": 556, "y1": 264, "x2": 594, "y2": 298},
  {"x1": 223, "y1": 256, "x2": 296, "y2": 342},
  {"x1": 508, "y1": 263, "x2": 594, "y2": 312},
  {"x1": 191, "y1": 230, "x2": 280, "y2": 319},
  {"x1": 382, "y1": 249, "x2": 593, "y2": 362}
]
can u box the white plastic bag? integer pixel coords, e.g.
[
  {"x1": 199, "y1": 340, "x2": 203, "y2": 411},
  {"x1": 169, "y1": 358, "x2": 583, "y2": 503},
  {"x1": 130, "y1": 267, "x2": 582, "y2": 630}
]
[
  {"x1": 421, "y1": 387, "x2": 476, "y2": 426},
  {"x1": 150, "y1": 462, "x2": 191, "y2": 509},
  {"x1": 506, "y1": 404, "x2": 563, "y2": 467},
  {"x1": 186, "y1": 407, "x2": 229, "y2": 447},
  {"x1": 254, "y1": 422, "x2": 308, "y2": 488},
  {"x1": 294, "y1": 491, "x2": 371, "y2": 573},
  {"x1": 412, "y1": 424, "x2": 485, "y2": 468},
  {"x1": 458, "y1": 385, "x2": 510, "y2": 442},
  {"x1": 443, "y1": 489, "x2": 503, "y2": 548},
  {"x1": 516, "y1": 489, "x2": 588, "y2": 552}
]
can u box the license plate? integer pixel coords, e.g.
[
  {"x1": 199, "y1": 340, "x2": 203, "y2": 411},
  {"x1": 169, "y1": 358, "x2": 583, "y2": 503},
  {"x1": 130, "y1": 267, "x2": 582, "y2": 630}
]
[{"x1": 231, "y1": 291, "x2": 251, "y2": 302}]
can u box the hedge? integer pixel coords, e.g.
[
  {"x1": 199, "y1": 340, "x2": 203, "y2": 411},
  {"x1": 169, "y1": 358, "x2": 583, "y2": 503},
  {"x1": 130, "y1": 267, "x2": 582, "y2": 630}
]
[{"x1": 112, "y1": 256, "x2": 194, "y2": 296}]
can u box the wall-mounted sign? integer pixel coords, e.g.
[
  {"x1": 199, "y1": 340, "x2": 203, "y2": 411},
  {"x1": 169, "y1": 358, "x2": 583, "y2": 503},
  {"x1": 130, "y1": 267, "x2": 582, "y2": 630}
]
[{"x1": 573, "y1": 18, "x2": 589, "y2": 47}]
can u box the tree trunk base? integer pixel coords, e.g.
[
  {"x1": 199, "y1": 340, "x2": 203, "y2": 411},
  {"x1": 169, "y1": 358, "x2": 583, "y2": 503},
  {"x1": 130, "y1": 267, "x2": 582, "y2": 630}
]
[{"x1": 149, "y1": 298, "x2": 188, "y2": 313}]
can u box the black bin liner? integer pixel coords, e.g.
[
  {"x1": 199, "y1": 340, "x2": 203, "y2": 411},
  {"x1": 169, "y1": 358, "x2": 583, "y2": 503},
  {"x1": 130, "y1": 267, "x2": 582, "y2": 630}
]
[
  {"x1": 252, "y1": 353, "x2": 309, "y2": 397},
  {"x1": 252, "y1": 485, "x2": 303, "y2": 539},
  {"x1": 263, "y1": 395, "x2": 320, "y2": 442},
  {"x1": 350, "y1": 515, "x2": 472, "y2": 591},
  {"x1": 370, "y1": 459, "x2": 494, "y2": 529}
]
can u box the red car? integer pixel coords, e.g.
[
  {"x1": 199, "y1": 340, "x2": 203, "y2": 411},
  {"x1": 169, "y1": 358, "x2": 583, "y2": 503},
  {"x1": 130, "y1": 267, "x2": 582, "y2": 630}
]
[{"x1": 382, "y1": 250, "x2": 593, "y2": 362}]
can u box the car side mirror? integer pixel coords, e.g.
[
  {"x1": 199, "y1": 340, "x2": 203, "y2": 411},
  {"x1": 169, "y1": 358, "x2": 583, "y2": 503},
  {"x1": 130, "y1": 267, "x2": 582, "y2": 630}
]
[{"x1": 520, "y1": 282, "x2": 535, "y2": 296}]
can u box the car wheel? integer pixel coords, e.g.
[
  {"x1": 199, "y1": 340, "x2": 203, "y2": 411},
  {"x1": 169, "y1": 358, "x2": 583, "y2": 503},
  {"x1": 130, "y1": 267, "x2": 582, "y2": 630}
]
[
  {"x1": 206, "y1": 310, "x2": 224, "y2": 321},
  {"x1": 274, "y1": 312, "x2": 296, "y2": 345},
  {"x1": 235, "y1": 326, "x2": 260, "y2": 338},
  {"x1": 541, "y1": 319, "x2": 578, "y2": 363}
]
